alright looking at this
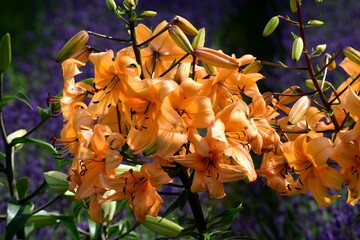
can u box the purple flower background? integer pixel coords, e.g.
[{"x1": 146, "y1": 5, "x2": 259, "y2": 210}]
[{"x1": 1, "y1": 0, "x2": 360, "y2": 238}]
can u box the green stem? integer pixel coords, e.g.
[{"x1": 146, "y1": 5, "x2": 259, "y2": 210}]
[{"x1": 0, "y1": 72, "x2": 25, "y2": 239}]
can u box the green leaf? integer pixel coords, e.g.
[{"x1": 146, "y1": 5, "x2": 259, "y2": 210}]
[
  {"x1": 0, "y1": 151, "x2": 5, "y2": 160},
  {"x1": 207, "y1": 204, "x2": 243, "y2": 232},
  {"x1": 16, "y1": 177, "x2": 29, "y2": 199},
  {"x1": 11, "y1": 137, "x2": 58, "y2": 155},
  {"x1": 89, "y1": 219, "x2": 102, "y2": 240},
  {"x1": 37, "y1": 106, "x2": 51, "y2": 120},
  {"x1": 6, "y1": 200, "x2": 34, "y2": 240},
  {"x1": 0, "y1": 91, "x2": 32, "y2": 110},
  {"x1": 26, "y1": 211, "x2": 80, "y2": 240},
  {"x1": 162, "y1": 189, "x2": 189, "y2": 218}
]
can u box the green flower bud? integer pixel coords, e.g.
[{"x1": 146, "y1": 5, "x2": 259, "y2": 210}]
[
  {"x1": 55, "y1": 30, "x2": 89, "y2": 63},
  {"x1": 141, "y1": 10, "x2": 157, "y2": 17},
  {"x1": 262, "y1": 16, "x2": 279, "y2": 37},
  {"x1": 291, "y1": 37, "x2": 303, "y2": 61},
  {"x1": 308, "y1": 20, "x2": 324, "y2": 27},
  {"x1": 0, "y1": 33, "x2": 11, "y2": 72},
  {"x1": 343, "y1": 46, "x2": 360, "y2": 65},
  {"x1": 7, "y1": 129, "x2": 27, "y2": 152},
  {"x1": 123, "y1": 0, "x2": 136, "y2": 10},
  {"x1": 288, "y1": 96, "x2": 310, "y2": 125},
  {"x1": 142, "y1": 215, "x2": 184, "y2": 237},
  {"x1": 305, "y1": 79, "x2": 332, "y2": 91},
  {"x1": 106, "y1": 0, "x2": 117, "y2": 11},
  {"x1": 315, "y1": 44, "x2": 327, "y2": 54},
  {"x1": 242, "y1": 60, "x2": 262, "y2": 74},
  {"x1": 173, "y1": 15, "x2": 199, "y2": 36},
  {"x1": 192, "y1": 28, "x2": 206, "y2": 49},
  {"x1": 44, "y1": 171, "x2": 69, "y2": 193},
  {"x1": 168, "y1": 25, "x2": 194, "y2": 53},
  {"x1": 290, "y1": 0, "x2": 297, "y2": 13}
]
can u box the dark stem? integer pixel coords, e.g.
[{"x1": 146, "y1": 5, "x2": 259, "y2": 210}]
[
  {"x1": 87, "y1": 31, "x2": 131, "y2": 43},
  {"x1": 33, "y1": 194, "x2": 62, "y2": 214},
  {"x1": 128, "y1": 10, "x2": 144, "y2": 79},
  {"x1": 18, "y1": 180, "x2": 49, "y2": 204},
  {"x1": 177, "y1": 165, "x2": 207, "y2": 237},
  {"x1": 296, "y1": 1, "x2": 340, "y2": 131}
]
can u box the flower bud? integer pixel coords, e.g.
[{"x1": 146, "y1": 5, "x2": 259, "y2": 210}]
[
  {"x1": 192, "y1": 28, "x2": 206, "y2": 49},
  {"x1": 44, "y1": 171, "x2": 70, "y2": 193},
  {"x1": 168, "y1": 25, "x2": 194, "y2": 53},
  {"x1": 106, "y1": 0, "x2": 117, "y2": 11},
  {"x1": 291, "y1": 37, "x2": 303, "y2": 61},
  {"x1": 305, "y1": 79, "x2": 332, "y2": 91},
  {"x1": 141, "y1": 10, "x2": 157, "y2": 17},
  {"x1": 262, "y1": 16, "x2": 279, "y2": 37},
  {"x1": 70, "y1": 45, "x2": 92, "y2": 63},
  {"x1": 56, "y1": 30, "x2": 89, "y2": 63},
  {"x1": 194, "y1": 47, "x2": 238, "y2": 69},
  {"x1": 322, "y1": 53, "x2": 336, "y2": 70},
  {"x1": 242, "y1": 60, "x2": 262, "y2": 74},
  {"x1": 0, "y1": 33, "x2": 11, "y2": 72},
  {"x1": 262, "y1": 92, "x2": 274, "y2": 106},
  {"x1": 173, "y1": 15, "x2": 198, "y2": 36},
  {"x1": 123, "y1": 0, "x2": 136, "y2": 10},
  {"x1": 142, "y1": 215, "x2": 184, "y2": 237},
  {"x1": 7, "y1": 129, "x2": 27, "y2": 152},
  {"x1": 315, "y1": 44, "x2": 327, "y2": 54},
  {"x1": 279, "y1": 86, "x2": 301, "y2": 105},
  {"x1": 308, "y1": 20, "x2": 324, "y2": 27},
  {"x1": 290, "y1": 0, "x2": 297, "y2": 13},
  {"x1": 288, "y1": 96, "x2": 311, "y2": 124},
  {"x1": 343, "y1": 46, "x2": 360, "y2": 65}
]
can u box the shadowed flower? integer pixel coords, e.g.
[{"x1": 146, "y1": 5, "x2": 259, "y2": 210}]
[
  {"x1": 281, "y1": 131, "x2": 343, "y2": 207},
  {"x1": 99, "y1": 161, "x2": 172, "y2": 221}
]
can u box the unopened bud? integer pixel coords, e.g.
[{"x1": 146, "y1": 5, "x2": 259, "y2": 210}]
[
  {"x1": 142, "y1": 215, "x2": 184, "y2": 237},
  {"x1": 168, "y1": 25, "x2": 194, "y2": 53},
  {"x1": 123, "y1": 0, "x2": 136, "y2": 10},
  {"x1": 7, "y1": 129, "x2": 27, "y2": 152},
  {"x1": 288, "y1": 96, "x2": 311, "y2": 124},
  {"x1": 141, "y1": 10, "x2": 157, "y2": 17},
  {"x1": 192, "y1": 28, "x2": 206, "y2": 48},
  {"x1": 70, "y1": 45, "x2": 92, "y2": 63},
  {"x1": 305, "y1": 79, "x2": 332, "y2": 91},
  {"x1": 174, "y1": 62, "x2": 191, "y2": 83},
  {"x1": 322, "y1": 53, "x2": 336, "y2": 70},
  {"x1": 194, "y1": 47, "x2": 238, "y2": 69},
  {"x1": 56, "y1": 30, "x2": 89, "y2": 63},
  {"x1": 291, "y1": 37, "x2": 303, "y2": 61},
  {"x1": 44, "y1": 171, "x2": 69, "y2": 193},
  {"x1": 262, "y1": 16, "x2": 279, "y2": 37},
  {"x1": 262, "y1": 92, "x2": 274, "y2": 106},
  {"x1": 173, "y1": 15, "x2": 198, "y2": 36},
  {"x1": 242, "y1": 60, "x2": 262, "y2": 74},
  {"x1": 279, "y1": 86, "x2": 301, "y2": 105},
  {"x1": 343, "y1": 46, "x2": 360, "y2": 65},
  {"x1": 290, "y1": 0, "x2": 297, "y2": 13},
  {"x1": 106, "y1": 0, "x2": 117, "y2": 11},
  {"x1": 308, "y1": 20, "x2": 324, "y2": 27},
  {"x1": 0, "y1": 33, "x2": 11, "y2": 72},
  {"x1": 315, "y1": 44, "x2": 327, "y2": 54}
]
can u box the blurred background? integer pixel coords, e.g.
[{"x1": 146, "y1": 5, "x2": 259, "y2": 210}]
[{"x1": 1, "y1": 0, "x2": 360, "y2": 239}]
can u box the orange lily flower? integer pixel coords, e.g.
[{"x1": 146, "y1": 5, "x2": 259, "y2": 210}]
[
  {"x1": 88, "y1": 51, "x2": 141, "y2": 116},
  {"x1": 60, "y1": 58, "x2": 94, "y2": 120},
  {"x1": 173, "y1": 127, "x2": 251, "y2": 199},
  {"x1": 281, "y1": 132, "x2": 343, "y2": 207},
  {"x1": 100, "y1": 161, "x2": 172, "y2": 221},
  {"x1": 120, "y1": 21, "x2": 191, "y2": 78}
]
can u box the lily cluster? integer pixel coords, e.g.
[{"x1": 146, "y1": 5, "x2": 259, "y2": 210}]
[{"x1": 52, "y1": 0, "x2": 360, "y2": 226}]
